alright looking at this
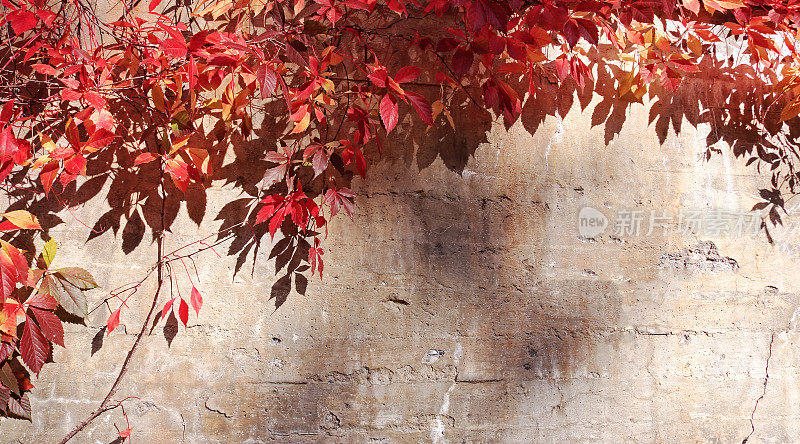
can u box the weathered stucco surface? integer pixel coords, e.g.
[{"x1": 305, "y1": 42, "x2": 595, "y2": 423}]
[{"x1": 4, "y1": 80, "x2": 800, "y2": 443}]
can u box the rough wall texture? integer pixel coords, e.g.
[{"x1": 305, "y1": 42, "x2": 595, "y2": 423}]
[{"x1": 4, "y1": 80, "x2": 800, "y2": 443}]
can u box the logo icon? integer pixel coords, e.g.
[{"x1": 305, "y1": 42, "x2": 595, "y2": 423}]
[{"x1": 578, "y1": 206, "x2": 608, "y2": 238}]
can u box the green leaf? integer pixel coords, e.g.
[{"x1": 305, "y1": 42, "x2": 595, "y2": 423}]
[
  {"x1": 40, "y1": 275, "x2": 88, "y2": 318},
  {"x1": 41, "y1": 238, "x2": 56, "y2": 268},
  {"x1": 54, "y1": 267, "x2": 99, "y2": 290}
]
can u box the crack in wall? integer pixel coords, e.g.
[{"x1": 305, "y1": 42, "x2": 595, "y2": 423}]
[
  {"x1": 204, "y1": 398, "x2": 232, "y2": 419},
  {"x1": 742, "y1": 332, "x2": 774, "y2": 444}
]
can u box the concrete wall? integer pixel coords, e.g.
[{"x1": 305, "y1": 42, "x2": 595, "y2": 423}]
[{"x1": 4, "y1": 77, "x2": 800, "y2": 443}]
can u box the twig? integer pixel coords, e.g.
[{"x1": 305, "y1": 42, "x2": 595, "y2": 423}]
[
  {"x1": 57, "y1": 231, "x2": 165, "y2": 444},
  {"x1": 59, "y1": 146, "x2": 170, "y2": 444}
]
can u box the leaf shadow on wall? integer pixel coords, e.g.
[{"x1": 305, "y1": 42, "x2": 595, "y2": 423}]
[{"x1": 0, "y1": 36, "x2": 795, "y2": 361}]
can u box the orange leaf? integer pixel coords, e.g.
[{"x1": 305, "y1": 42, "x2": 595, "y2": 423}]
[{"x1": 2, "y1": 210, "x2": 41, "y2": 230}]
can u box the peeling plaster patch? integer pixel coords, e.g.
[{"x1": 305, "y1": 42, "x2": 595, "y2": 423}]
[
  {"x1": 310, "y1": 365, "x2": 457, "y2": 385},
  {"x1": 374, "y1": 411, "x2": 403, "y2": 428},
  {"x1": 431, "y1": 343, "x2": 462, "y2": 444},
  {"x1": 659, "y1": 241, "x2": 739, "y2": 273},
  {"x1": 461, "y1": 169, "x2": 506, "y2": 181},
  {"x1": 422, "y1": 349, "x2": 445, "y2": 365}
]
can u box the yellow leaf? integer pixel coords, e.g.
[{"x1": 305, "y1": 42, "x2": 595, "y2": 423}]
[
  {"x1": 291, "y1": 113, "x2": 311, "y2": 134},
  {"x1": 3, "y1": 210, "x2": 42, "y2": 230},
  {"x1": 321, "y1": 78, "x2": 334, "y2": 94},
  {"x1": 251, "y1": 0, "x2": 269, "y2": 15},
  {"x1": 32, "y1": 155, "x2": 51, "y2": 169},
  {"x1": 38, "y1": 133, "x2": 56, "y2": 152}
]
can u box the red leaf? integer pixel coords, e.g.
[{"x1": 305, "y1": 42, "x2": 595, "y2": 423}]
[
  {"x1": 37, "y1": 10, "x2": 57, "y2": 27},
  {"x1": 0, "y1": 242, "x2": 25, "y2": 301},
  {"x1": 25, "y1": 293, "x2": 57, "y2": 310},
  {"x1": 466, "y1": 0, "x2": 487, "y2": 31},
  {"x1": 0, "y1": 342, "x2": 12, "y2": 363},
  {"x1": 190, "y1": 286, "x2": 202, "y2": 315},
  {"x1": 325, "y1": 188, "x2": 356, "y2": 219},
  {"x1": 40, "y1": 161, "x2": 59, "y2": 194},
  {"x1": 309, "y1": 241, "x2": 324, "y2": 278},
  {"x1": 405, "y1": 91, "x2": 433, "y2": 126},
  {"x1": 149, "y1": 0, "x2": 162, "y2": 12},
  {"x1": 134, "y1": 152, "x2": 158, "y2": 166},
  {"x1": 188, "y1": 57, "x2": 198, "y2": 90},
  {"x1": 160, "y1": 39, "x2": 187, "y2": 58},
  {"x1": 262, "y1": 164, "x2": 287, "y2": 187},
  {"x1": 683, "y1": 0, "x2": 700, "y2": 14},
  {"x1": 31, "y1": 307, "x2": 64, "y2": 347},
  {"x1": 379, "y1": 94, "x2": 399, "y2": 133},
  {"x1": 189, "y1": 30, "x2": 208, "y2": 52},
  {"x1": 8, "y1": 9, "x2": 37, "y2": 34},
  {"x1": 554, "y1": 58, "x2": 570, "y2": 81},
  {"x1": 258, "y1": 65, "x2": 278, "y2": 98},
  {"x1": 0, "y1": 127, "x2": 20, "y2": 164},
  {"x1": 394, "y1": 66, "x2": 421, "y2": 83},
  {"x1": 119, "y1": 428, "x2": 133, "y2": 438},
  {"x1": 7, "y1": 393, "x2": 31, "y2": 420},
  {"x1": 268, "y1": 206, "x2": 287, "y2": 238},
  {"x1": 368, "y1": 68, "x2": 388, "y2": 88},
  {"x1": 64, "y1": 155, "x2": 87, "y2": 175},
  {"x1": 342, "y1": 144, "x2": 367, "y2": 178},
  {"x1": 31, "y1": 64, "x2": 57, "y2": 76},
  {"x1": 165, "y1": 159, "x2": 189, "y2": 192},
  {"x1": 563, "y1": 19, "x2": 580, "y2": 48},
  {"x1": 311, "y1": 149, "x2": 328, "y2": 178},
  {"x1": 162, "y1": 297, "x2": 176, "y2": 318},
  {"x1": 157, "y1": 22, "x2": 184, "y2": 41},
  {"x1": 90, "y1": 109, "x2": 115, "y2": 132},
  {"x1": 660, "y1": 68, "x2": 682, "y2": 91},
  {"x1": 178, "y1": 299, "x2": 189, "y2": 326},
  {"x1": 452, "y1": 47, "x2": 474, "y2": 77},
  {"x1": 5, "y1": 242, "x2": 27, "y2": 281},
  {"x1": 84, "y1": 91, "x2": 107, "y2": 110},
  {"x1": 0, "y1": 101, "x2": 13, "y2": 124},
  {"x1": 106, "y1": 308, "x2": 121, "y2": 334},
  {"x1": 20, "y1": 315, "x2": 49, "y2": 374},
  {"x1": 60, "y1": 89, "x2": 82, "y2": 102}
]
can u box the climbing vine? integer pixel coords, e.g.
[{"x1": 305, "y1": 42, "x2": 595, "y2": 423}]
[{"x1": 2, "y1": 0, "x2": 800, "y2": 440}]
